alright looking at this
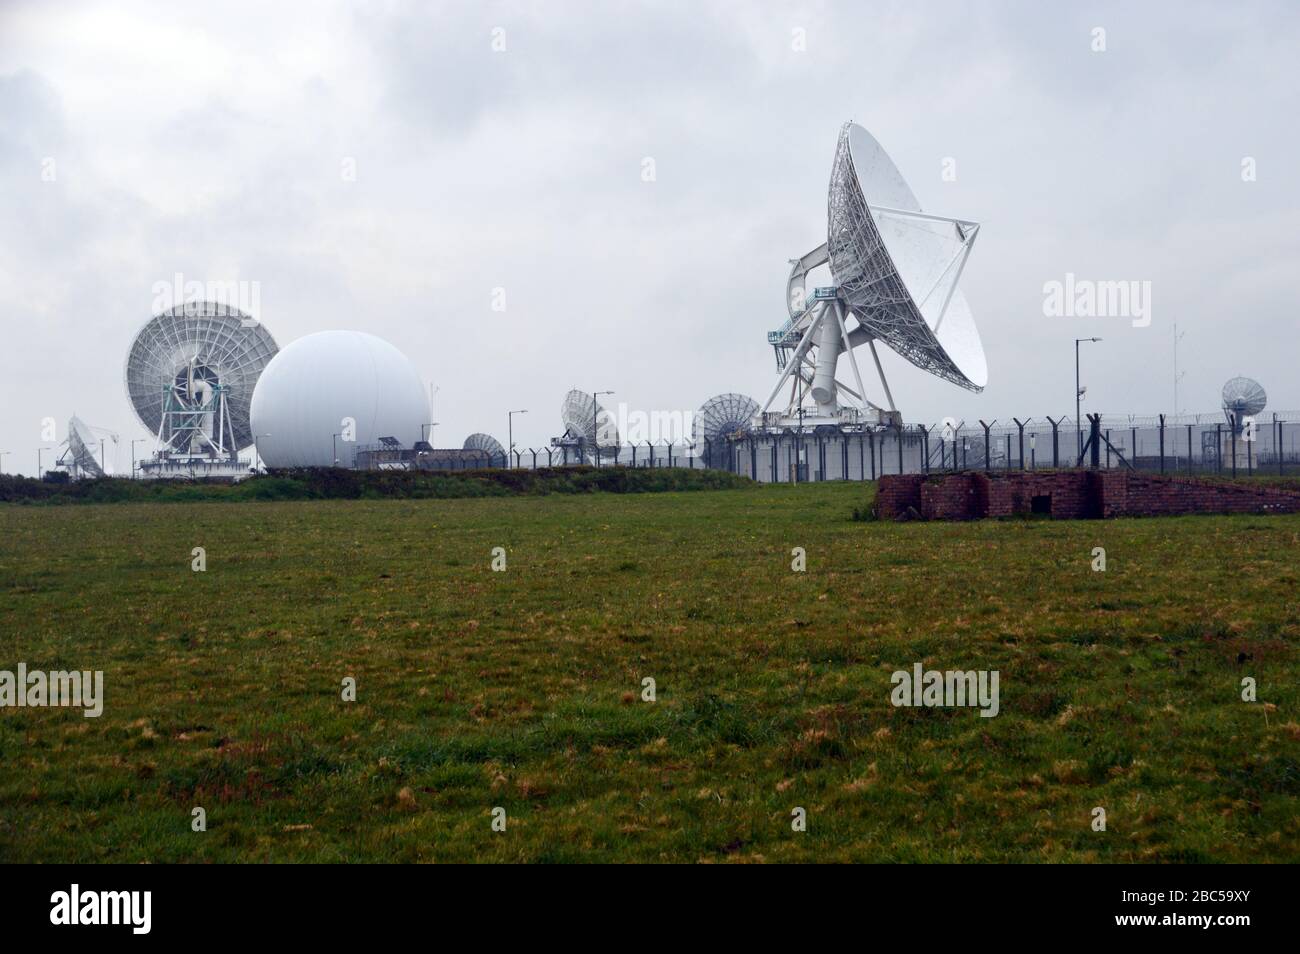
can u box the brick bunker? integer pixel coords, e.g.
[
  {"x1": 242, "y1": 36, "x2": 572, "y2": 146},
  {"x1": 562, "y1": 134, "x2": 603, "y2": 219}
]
[{"x1": 875, "y1": 470, "x2": 1300, "y2": 521}]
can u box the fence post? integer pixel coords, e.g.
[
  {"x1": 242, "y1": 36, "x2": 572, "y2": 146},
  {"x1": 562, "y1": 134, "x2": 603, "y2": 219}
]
[
  {"x1": 896, "y1": 422, "x2": 904, "y2": 475},
  {"x1": 1013, "y1": 417, "x2": 1029, "y2": 470},
  {"x1": 1158, "y1": 414, "x2": 1166, "y2": 473},
  {"x1": 1045, "y1": 415, "x2": 1062, "y2": 467},
  {"x1": 868, "y1": 430, "x2": 876, "y2": 479},
  {"x1": 1278, "y1": 415, "x2": 1284, "y2": 476},
  {"x1": 1131, "y1": 427, "x2": 1137, "y2": 470},
  {"x1": 1105, "y1": 429, "x2": 1111, "y2": 468},
  {"x1": 979, "y1": 420, "x2": 993, "y2": 472},
  {"x1": 918, "y1": 424, "x2": 930, "y2": 474},
  {"x1": 1230, "y1": 414, "x2": 1237, "y2": 477}
]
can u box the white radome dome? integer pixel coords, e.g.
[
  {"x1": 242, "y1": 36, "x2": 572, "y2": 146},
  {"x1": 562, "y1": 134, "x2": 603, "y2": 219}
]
[{"x1": 250, "y1": 331, "x2": 428, "y2": 468}]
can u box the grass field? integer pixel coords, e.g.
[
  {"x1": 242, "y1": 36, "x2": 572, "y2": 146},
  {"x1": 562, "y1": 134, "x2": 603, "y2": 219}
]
[{"x1": 1, "y1": 481, "x2": 1297, "y2": 862}]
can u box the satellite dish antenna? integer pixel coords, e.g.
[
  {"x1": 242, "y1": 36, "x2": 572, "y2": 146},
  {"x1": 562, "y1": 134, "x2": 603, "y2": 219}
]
[
  {"x1": 1222, "y1": 376, "x2": 1266, "y2": 433},
  {"x1": 558, "y1": 389, "x2": 619, "y2": 463},
  {"x1": 57, "y1": 415, "x2": 117, "y2": 478},
  {"x1": 762, "y1": 122, "x2": 987, "y2": 428},
  {"x1": 695, "y1": 393, "x2": 760, "y2": 469},
  {"x1": 463, "y1": 432, "x2": 507, "y2": 466},
  {"x1": 125, "y1": 301, "x2": 278, "y2": 478}
]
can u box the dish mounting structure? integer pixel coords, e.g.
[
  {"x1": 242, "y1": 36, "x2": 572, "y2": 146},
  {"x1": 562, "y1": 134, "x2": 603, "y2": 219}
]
[{"x1": 761, "y1": 123, "x2": 987, "y2": 430}]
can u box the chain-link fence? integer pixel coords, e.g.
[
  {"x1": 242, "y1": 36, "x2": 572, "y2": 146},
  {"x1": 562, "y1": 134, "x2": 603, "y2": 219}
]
[
  {"x1": 714, "y1": 412, "x2": 1300, "y2": 482},
  {"x1": 355, "y1": 411, "x2": 1300, "y2": 482}
]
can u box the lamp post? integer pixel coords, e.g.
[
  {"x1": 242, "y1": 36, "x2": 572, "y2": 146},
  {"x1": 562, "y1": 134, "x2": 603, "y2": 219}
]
[
  {"x1": 508, "y1": 409, "x2": 528, "y2": 469},
  {"x1": 0, "y1": 451, "x2": 9, "y2": 474},
  {"x1": 130, "y1": 439, "x2": 145, "y2": 479},
  {"x1": 254, "y1": 434, "x2": 270, "y2": 473},
  {"x1": 593, "y1": 391, "x2": 614, "y2": 467},
  {"x1": 98, "y1": 439, "x2": 106, "y2": 475},
  {"x1": 1173, "y1": 323, "x2": 1186, "y2": 416},
  {"x1": 36, "y1": 446, "x2": 52, "y2": 479},
  {"x1": 428, "y1": 384, "x2": 439, "y2": 446},
  {"x1": 1075, "y1": 337, "x2": 1102, "y2": 460},
  {"x1": 333, "y1": 433, "x2": 340, "y2": 467}
]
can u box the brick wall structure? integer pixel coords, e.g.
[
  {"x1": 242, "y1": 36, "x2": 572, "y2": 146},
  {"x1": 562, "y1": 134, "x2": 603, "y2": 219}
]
[{"x1": 876, "y1": 470, "x2": 1300, "y2": 521}]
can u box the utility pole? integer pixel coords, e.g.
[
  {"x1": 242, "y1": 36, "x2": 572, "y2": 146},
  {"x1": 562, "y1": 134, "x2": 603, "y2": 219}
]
[
  {"x1": 1075, "y1": 337, "x2": 1102, "y2": 460},
  {"x1": 428, "y1": 384, "x2": 439, "y2": 447},
  {"x1": 1173, "y1": 322, "x2": 1186, "y2": 416},
  {"x1": 593, "y1": 391, "x2": 614, "y2": 467},
  {"x1": 508, "y1": 409, "x2": 528, "y2": 469}
]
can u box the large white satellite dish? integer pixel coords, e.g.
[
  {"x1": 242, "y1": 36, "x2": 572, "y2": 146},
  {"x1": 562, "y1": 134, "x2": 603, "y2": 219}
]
[
  {"x1": 58, "y1": 415, "x2": 115, "y2": 478},
  {"x1": 559, "y1": 389, "x2": 620, "y2": 463},
  {"x1": 125, "y1": 302, "x2": 278, "y2": 468},
  {"x1": 1222, "y1": 376, "x2": 1266, "y2": 434},
  {"x1": 463, "y1": 432, "x2": 507, "y2": 464},
  {"x1": 763, "y1": 122, "x2": 987, "y2": 427},
  {"x1": 695, "y1": 393, "x2": 759, "y2": 469}
]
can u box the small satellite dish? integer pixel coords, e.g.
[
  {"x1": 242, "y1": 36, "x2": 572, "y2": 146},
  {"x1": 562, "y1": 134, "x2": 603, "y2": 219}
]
[
  {"x1": 60, "y1": 415, "x2": 115, "y2": 478},
  {"x1": 463, "y1": 432, "x2": 507, "y2": 464},
  {"x1": 763, "y1": 122, "x2": 987, "y2": 427},
  {"x1": 695, "y1": 393, "x2": 759, "y2": 468},
  {"x1": 1222, "y1": 376, "x2": 1266, "y2": 431},
  {"x1": 560, "y1": 389, "x2": 620, "y2": 462}
]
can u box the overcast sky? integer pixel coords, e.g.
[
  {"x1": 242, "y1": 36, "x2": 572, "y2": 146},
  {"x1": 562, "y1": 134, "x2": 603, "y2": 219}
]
[{"x1": 2, "y1": 0, "x2": 1298, "y2": 474}]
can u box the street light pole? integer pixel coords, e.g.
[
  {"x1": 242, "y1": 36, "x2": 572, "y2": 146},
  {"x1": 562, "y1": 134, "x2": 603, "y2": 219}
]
[
  {"x1": 1173, "y1": 323, "x2": 1186, "y2": 416},
  {"x1": 254, "y1": 434, "x2": 270, "y2": 473},
  {"x1": 1075, "y1": 337, "x2": 1101, "y2": 460},
  {"x1": 429, "y1": 383, "x2": 439, "y2": 446},
  {"x1": 593, "y1": 391, "x2": 614, "y2": 468},
  {"x1": 131, "y1": 438, "x2": 145, "y2": 479},
  {"x1": 508, "y1": 409, "x2": 528, "y2": 469},
  {"x1": 333, "y1": 433, "x2": 340, "y2": 467}
]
